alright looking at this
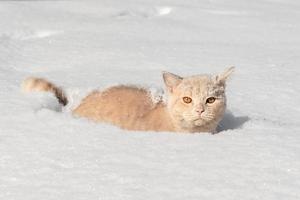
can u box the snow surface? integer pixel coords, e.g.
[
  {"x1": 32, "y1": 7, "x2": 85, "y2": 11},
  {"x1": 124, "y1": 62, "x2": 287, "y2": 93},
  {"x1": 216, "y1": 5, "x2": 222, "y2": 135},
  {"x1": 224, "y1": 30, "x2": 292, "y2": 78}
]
[{"x1": 1, "y1": 0, "x2": 300, "y2": 199}]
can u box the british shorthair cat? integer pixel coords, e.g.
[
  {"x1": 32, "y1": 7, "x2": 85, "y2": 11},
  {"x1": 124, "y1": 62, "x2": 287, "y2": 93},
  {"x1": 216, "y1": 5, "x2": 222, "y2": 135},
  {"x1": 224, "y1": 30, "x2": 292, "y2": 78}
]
[{"x1": 22, "y1": 67, "x2": 234, "y2": 133}]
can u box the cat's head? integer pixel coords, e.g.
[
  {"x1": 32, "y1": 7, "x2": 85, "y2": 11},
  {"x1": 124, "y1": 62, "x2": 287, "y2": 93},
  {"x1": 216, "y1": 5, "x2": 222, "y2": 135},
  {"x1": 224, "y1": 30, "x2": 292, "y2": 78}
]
[{"x1": 163, "y1": 67, "x2": 234, "y2": 132}]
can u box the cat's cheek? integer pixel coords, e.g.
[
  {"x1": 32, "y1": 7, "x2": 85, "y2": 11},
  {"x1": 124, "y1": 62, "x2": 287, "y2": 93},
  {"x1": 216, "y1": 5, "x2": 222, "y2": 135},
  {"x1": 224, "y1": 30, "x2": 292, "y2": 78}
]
[{"x1": 212, "y1": 101, "x2": 226, "y2": 116}]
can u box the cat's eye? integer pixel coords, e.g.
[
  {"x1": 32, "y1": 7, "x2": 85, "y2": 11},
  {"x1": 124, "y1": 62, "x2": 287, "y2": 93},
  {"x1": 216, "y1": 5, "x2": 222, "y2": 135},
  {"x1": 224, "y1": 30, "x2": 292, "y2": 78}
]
[
  {"x1": 206, "y1": 97, "x2": 216, "y2": 104},
  {"x1": 183, "y1": 97, "x2": 192, "y2": 104}
]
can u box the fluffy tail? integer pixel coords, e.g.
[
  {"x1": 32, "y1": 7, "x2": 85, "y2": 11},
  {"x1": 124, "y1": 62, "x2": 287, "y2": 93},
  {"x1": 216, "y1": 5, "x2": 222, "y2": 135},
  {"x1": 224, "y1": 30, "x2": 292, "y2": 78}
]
[{"x1": 21, "y1": 77, "x2": 68, "y2": 106}]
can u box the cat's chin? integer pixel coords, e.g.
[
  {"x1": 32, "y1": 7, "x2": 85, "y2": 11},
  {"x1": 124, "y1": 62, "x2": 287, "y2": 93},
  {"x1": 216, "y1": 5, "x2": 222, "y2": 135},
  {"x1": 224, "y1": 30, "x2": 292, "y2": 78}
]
[{"x1": 193, "y1": 119, "x2": 207, "y2": 126}]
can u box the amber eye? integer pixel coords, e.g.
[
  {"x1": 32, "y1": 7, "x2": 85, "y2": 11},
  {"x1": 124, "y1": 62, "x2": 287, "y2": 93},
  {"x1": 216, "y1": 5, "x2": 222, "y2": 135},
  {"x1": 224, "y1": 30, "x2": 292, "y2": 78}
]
[
  {"x1": 206, "y1": 97, "x2": 216, "y2": 104},
  {"x1": 183, "y1": 97, "x2": 192, "y2": 104}
]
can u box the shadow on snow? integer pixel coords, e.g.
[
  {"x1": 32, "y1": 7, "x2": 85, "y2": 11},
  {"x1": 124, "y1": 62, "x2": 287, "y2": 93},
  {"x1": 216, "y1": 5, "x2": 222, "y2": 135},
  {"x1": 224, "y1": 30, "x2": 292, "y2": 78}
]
[{"x1": 217, "y1": 111, "x2": 249, "y2": 132}]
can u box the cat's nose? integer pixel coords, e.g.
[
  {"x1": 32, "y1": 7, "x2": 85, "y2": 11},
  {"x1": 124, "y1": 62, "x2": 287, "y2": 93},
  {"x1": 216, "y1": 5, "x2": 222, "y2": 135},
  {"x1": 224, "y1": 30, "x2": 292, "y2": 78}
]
[{"x1": 196, "y1": 108, "x2": 205, "y2": 114}]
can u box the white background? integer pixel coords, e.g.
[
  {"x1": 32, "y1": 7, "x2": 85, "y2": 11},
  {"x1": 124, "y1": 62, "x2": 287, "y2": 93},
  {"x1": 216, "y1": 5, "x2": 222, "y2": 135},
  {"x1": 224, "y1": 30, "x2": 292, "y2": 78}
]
[{"x1": 0, "y1": 0, "x2": 299, "y2": 199}]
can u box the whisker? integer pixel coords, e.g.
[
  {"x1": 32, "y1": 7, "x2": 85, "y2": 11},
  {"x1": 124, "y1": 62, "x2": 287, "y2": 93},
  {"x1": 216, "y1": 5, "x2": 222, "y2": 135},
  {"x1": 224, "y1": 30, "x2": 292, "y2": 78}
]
[{"x1": 217, "y1": 123, "x2": 224, "y2": 128}]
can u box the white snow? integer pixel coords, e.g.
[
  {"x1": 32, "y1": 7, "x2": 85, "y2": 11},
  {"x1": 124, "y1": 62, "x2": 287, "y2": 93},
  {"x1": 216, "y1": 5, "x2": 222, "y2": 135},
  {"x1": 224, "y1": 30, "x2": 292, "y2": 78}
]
[{"x1": 0, "y1": 0, "x2": 300, "y2": 199}]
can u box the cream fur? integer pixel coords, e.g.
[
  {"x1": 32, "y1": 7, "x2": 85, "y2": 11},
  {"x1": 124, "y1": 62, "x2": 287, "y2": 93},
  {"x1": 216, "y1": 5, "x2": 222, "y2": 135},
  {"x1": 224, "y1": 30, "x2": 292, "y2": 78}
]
[
  {"x1": 21, "y1": 67, "x2": 234, "y2": 133},
  {"x1": 22, "y1": 77, "x2": 68, "y2": 105}
]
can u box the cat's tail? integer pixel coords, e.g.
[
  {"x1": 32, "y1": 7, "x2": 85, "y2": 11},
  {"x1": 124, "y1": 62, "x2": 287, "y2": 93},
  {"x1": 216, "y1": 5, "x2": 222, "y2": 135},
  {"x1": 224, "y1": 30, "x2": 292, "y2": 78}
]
[{"x1": 21, "y1": 77, "x2": 68, "y2": 106}]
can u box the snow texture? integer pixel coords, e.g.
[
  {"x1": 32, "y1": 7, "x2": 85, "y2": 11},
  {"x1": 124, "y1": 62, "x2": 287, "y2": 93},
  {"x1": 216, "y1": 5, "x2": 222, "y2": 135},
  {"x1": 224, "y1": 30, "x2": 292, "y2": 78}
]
[{"x1": 0, "y1": 0, "x2": 300, "y2": 199}]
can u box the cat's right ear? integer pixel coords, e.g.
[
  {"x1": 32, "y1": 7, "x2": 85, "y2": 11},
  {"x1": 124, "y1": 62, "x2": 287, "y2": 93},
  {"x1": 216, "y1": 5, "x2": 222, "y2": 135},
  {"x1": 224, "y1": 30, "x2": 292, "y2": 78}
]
[
  {"x1": 214, "y1": 66, "x2": 235, "y2": 86},
  {"x1": 162, "y1": 71, "x2": 183, "y2": 93}
]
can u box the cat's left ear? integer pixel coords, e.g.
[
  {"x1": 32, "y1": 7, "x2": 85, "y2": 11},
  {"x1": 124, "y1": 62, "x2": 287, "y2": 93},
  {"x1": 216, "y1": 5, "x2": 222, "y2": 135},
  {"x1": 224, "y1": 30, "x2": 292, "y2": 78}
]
[
  {"x1": 162, "y1": 71, "x2": 183, "y2": 93},
  {"x1": 214, "y1": 66, "x2": 235, "y2": 86}
]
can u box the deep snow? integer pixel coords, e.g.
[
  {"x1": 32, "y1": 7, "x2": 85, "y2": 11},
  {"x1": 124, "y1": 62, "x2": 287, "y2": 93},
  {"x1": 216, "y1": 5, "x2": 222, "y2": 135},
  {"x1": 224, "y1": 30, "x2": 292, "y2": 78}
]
[{"x1": 0, "y1": 0, "x2": 300, "y2": 199}]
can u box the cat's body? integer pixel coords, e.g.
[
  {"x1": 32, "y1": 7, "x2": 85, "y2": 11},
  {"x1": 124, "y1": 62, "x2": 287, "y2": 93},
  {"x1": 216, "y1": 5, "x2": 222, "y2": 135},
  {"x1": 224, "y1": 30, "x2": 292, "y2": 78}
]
[
  {"x1": 73, "y1": 86, "x2": 176, "y2": 132},
  {"x1": 22, "y1": 67, "x2": 234, "y2": 133}
]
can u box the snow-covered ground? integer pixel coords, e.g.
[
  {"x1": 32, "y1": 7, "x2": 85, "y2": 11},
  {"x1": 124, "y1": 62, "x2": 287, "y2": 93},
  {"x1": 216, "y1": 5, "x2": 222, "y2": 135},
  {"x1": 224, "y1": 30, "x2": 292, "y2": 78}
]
[{"x1": 1, "y1": 0, "x2": 300, "y2": 199}]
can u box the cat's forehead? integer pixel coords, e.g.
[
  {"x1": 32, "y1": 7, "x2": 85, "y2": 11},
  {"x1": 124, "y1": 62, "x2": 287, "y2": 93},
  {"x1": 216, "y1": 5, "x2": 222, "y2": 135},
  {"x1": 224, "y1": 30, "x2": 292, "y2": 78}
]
[
  {"x1": 176, "y1": 75, "x2": 223, "y2": 96},
  {"x1": 180, "y1": 75, "x2": 214, "y2": 89}
]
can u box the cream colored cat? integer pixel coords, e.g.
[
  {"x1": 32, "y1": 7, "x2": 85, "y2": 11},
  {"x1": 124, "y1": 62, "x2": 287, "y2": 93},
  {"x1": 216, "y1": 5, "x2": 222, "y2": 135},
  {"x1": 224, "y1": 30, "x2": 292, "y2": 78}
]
[{"x1": 22, "y1": 67, "x2": 234, "y2": 133}]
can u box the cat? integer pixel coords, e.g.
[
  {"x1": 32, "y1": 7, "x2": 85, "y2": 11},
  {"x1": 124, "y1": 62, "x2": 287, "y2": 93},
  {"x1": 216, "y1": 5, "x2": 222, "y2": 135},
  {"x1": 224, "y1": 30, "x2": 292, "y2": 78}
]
[{"x1": 21, "y1": 67, "x2": 234, "y2": 133}]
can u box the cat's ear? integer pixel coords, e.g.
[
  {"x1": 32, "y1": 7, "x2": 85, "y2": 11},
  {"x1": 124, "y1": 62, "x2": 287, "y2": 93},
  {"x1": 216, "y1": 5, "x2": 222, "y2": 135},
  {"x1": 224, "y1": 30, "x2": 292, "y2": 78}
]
[
  {"x1": 162, "y1": 71, "x2": 183, "y2": 93},
  {"x1": 214, "y1": 66, "x2": 235, "y2": 86}
]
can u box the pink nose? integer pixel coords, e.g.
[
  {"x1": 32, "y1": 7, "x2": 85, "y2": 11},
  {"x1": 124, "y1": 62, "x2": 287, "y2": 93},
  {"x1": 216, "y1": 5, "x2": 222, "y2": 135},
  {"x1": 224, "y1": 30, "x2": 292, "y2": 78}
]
[{"x1": 196, "y1": 108, "x2": 205, "y2": 114}]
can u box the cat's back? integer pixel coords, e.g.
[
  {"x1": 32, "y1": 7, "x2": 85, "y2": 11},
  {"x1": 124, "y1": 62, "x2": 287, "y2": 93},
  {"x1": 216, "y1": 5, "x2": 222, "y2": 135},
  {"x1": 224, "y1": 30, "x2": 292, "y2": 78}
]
[{"x1": 73, "y1": 85, "x2": 155, "y2": 124}]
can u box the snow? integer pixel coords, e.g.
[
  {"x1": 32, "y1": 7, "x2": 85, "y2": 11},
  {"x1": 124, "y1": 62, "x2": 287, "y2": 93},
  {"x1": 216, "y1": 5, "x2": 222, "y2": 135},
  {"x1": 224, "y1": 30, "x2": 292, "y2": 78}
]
[{"x1": 0, "y1": 0, "x2": 300, "y2": 199}]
